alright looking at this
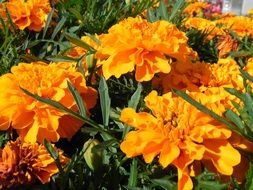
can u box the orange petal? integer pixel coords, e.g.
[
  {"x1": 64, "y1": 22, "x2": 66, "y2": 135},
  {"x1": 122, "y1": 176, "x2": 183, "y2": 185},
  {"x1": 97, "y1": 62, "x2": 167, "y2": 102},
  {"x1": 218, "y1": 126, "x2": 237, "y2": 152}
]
[{"x1": 159, "y1": 140, "x2": 180, "y2": 168}]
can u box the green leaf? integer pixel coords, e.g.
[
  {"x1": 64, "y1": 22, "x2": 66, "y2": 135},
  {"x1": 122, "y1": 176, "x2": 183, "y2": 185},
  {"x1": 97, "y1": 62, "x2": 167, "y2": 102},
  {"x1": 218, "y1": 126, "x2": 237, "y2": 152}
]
[
  {"x1": 244, "y1": 93, "x2": 253, "y2": 118},
  {"x1": 128, "y1": 83, "x2": 142, "y2": 110},
  {"x1": 98, "y1": 76, "x2": 111, "y2": 127},
  {"x1": 168, "y1": 0, "x2": 185, "y2": 23},
  {"x1": 43, "y1": 8, "x2": 55, "y2": 39},
  {"x1": 245, "y1": 162, "x2": 253, "y2": 190},
  {"x1": 150, "y1": 178, "x2": 177, "y2": 190},
  {"x1": 197, "y1": 181, "x2": 228, "y2": 190},
  {"x1": 147, "y1": 9, "x2": 157, "y2": 23},
  {"x1": 46, "y1": 55, "x2": 79, "y2": 62},
  {"x1": 224, "y1": 88, "x2": 245, "y2": 102},
  {"x1": 65, "y1": 33, "x2": 96, "y2": 53},
  {"x1": 158, "y1": 0, "x2": 169, "y2": 20},
  {"x1": 84, "y1": 33, "x2": 101, "y2": 45},
  {"x1": 224, "y1": 110, "x2": 244, "y2": 133},
  {"x1": 128, "y1": 158, "x2": 138, "y2": 187},
  {"x1": 92, "y1": 139, "x2": 118, "y2": 151},
  {"x1": 43, "y1": 139, "x2": 64, "y2": 174},
  {"x1": 86, "y1": 53, "x2": 95, "y2": 71},
  {"x1": 0, "y1": 131, "x2": 9, "y2": 148},
  {"x1": 77, "y1": 56, "x2": 86, "y2": 77},
  {"x1": 51, "y1": 16, "x2": 66, "y2": 40},
  {"x1": 67, "y1": 81, "x2": 87, "y2": 118},
  {"x1": 65, "y1": 144, "x2": 91, "y2": 176}
]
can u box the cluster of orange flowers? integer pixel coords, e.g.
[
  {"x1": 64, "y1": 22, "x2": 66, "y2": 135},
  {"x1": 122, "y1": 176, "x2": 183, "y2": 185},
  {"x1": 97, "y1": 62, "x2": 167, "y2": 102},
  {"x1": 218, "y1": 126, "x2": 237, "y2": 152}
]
[
  {"x1": 0, "y1": 61, "x2": 97, "y2": 143},
  {"x1": 120, "y1": 56, "x2": 253, "y2": 190},
  {"x1": 0, "y1": 139, "x2": 68, "y2": 189},
  {"x1": 1, "y1": 0, "x2": 253, "y2": 189},
  {"x1": 0, "y1": 0, "x2": 51, "y2": 31},
  {"x1": 0, "y1": 61, "x2": 98, "y2": 188},
  {"x1": 116, "y1": 3, "x2": 253, "y2": 190}
]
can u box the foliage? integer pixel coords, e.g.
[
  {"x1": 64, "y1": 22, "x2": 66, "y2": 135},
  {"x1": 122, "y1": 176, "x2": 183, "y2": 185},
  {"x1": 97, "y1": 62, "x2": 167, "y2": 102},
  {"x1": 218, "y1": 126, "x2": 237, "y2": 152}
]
[{"x1": 1, "y1": 0, "x2": 253, "y2": 190}]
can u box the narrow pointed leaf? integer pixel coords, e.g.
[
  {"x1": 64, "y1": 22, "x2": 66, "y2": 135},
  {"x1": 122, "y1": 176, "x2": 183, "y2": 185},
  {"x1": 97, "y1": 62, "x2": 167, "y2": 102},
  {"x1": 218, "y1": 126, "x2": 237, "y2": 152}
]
[
  {"x1": 43, "y1": 139, "x2": 64, "y2": 174},
  {"x1": 128, "y1": 158, "x2": 138, "y2": 187},
  {"x1": 98, "y1": 77, "x2": 111, "y2": 127},
  {"x1": 46, "y1": 55, "x2": 79, "y2": 62},
  {"x1": 65, "y1": 33, "x2": 96, "y2": 53},
  {"x1": 168, "y1": 0, "x2": 185, "y2": 22},
  {"x1": 128, "y1": 83, "x2": 142, "y2": 110},
  {"x1": 43, "y1": 8, "x2": 54, "y2": 39},
  {"x1": 67, "y1": 81, "x2": 87, "y2": 118},
  {"x1": 225, "y1": 110, "x2": 244, "y2": 133},
  {"x1": 158, "y1": 0, "x2": 169, "y2": 20},
  {"x1": 51, "y1": 16, "x2": 66, "y2": 40}
]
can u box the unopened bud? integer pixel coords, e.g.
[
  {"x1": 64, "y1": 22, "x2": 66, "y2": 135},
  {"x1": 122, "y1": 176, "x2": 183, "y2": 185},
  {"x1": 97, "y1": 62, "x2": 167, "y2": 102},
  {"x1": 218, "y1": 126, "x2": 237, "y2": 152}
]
[{"x1": 83, "y1": 139, "x2": 103, "y2": 171}]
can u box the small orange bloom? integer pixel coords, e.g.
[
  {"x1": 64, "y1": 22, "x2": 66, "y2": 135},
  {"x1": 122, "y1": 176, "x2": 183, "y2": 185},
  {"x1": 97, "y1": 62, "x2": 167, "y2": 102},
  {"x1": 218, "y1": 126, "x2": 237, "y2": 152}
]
[
  {"x1": 184, "y1": 17, "x2": 225, "y2": 39},
  {"x1": 0, "y1": 0, "x2": 51, "y2": 31},
  {"x1": 153, "y1": 58, "x2": 244, "y2": 95},
  {"x1": 120, "y1": 91, "x2": 241, "y2": 190},
  {"x1": 217, "y1": 35, "x2": 238, "y2": 58},
  {"x1": 215, "y1": 16, "x2": 253, "y2": 38},
  {"x1": 152, "y1": 61, "x2": 212, "y2": 93},
  {"x1": 208, "y1": 58, "x2": 243, "y2": 89},
  {"x1": 97, "y1": 16, "x2": 197, "y2": 82},
  {"x1": 0, "y1": 139, "x2": 68, "y2": 189},
  {"x1": 0, "y1": 62, "x2": 97, "y2": 143},
  {"x1": 183, "y1": 2, "x2": 210, "y2": 17}
]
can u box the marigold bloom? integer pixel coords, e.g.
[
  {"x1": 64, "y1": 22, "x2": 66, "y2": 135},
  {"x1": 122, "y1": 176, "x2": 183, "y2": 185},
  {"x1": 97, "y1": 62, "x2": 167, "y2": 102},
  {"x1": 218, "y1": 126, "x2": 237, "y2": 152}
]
[
  {"x1": 244, "y1": 57, "x2": 253, "y2": 76},
  {"x1": 208, "y1": 58, "x2": 243, "y2": 89},
  {"x1": 152, "y1": 61, "x2": 212, "y2": 93},
  {"x1": 120, "y1": 91, "x2": 241, "y2": 190},
  {"x1": 153, "y1": 58, "x2": 244, "y2": 94},
  {"x1": 215, "y1": 16, "x2": 253, "y2": 38},
  {"x1": 216, "y1": 35, "x2": 238, "y2": 58},
  {"x1": 0, "y1": 62, "x2": 97, "y2": 143},
  {"x1": 97, "y1": 16, "x2": 197, "y2": 82},
  {"x1": 184, "y1": 17, "x2": 225, "y2": 39},
  {"x1": 0, "y1": 139, "x2": 68, "y2": 189},
  {"x1": 183, "y1": 2, "x2": 210, "y2": 17},
  {"x1": 0, "y1": 0, "x2": 51, "y2": 31}
]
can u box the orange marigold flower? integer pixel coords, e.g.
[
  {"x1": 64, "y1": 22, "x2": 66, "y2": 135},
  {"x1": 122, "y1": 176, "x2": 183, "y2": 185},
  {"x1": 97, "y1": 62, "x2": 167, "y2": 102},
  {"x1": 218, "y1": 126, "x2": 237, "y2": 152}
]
[
  {"x1": 0, "y1": 0, "x2": 51, "y2": 31},
  {"x1": 0, "y1": 62, "x2": 97, "y2": 143},
  {"x1": 215, "y1": 16, "x2": 253, "y2": 39},
  {"x1": 152, "y1": 61, "x2": 212, "y2": 93},
  {"x1": 97, "y1": 16, "x2": 197, "y2": 82},
  {"x1": 208, "y1": 58, "x2": 243, "y2": 89},
  {"x1": 0, "y1": 139, "x2": 68, "y2": 189},
  {"x1": 216, "y1": 35, "x2": 238, "y2": 58},
  {"x1": 120, "y1": 91, "x2": 241, "y2": 190},
  {"x1": 184, "y1": 17, "x2": 225, "y2": 39},
  {"x1": 183, "y1": 2, "x2": 210, "y2": 17},
  {"x1": 153, "y1": 58, "x2": 244, "y2": 94},
  {"x1": 244, "y1": 57, "x2": 253, "y2": 76}
]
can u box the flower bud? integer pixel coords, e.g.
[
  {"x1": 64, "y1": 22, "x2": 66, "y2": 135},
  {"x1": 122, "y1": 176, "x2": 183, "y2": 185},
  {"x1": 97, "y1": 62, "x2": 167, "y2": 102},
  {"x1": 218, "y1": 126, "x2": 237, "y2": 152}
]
[{"x1": 83, "y1": 139, "x2": 103, "y2": 171}]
